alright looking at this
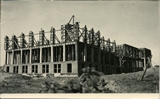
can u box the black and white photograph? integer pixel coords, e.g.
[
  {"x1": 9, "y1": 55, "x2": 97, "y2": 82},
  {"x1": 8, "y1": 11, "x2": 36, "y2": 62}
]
[{"x1": 0, "y1": 0, "x2": 159, "y2": 97}]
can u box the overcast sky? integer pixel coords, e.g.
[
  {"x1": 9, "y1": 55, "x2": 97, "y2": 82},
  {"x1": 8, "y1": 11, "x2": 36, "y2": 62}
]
[{"x1": 1, "y1": 1, "x2": 159, "y2": 66}]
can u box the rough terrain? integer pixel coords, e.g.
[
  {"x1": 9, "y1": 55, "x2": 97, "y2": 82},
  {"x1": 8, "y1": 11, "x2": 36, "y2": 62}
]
[{"x1": 0, "y1": 67, "x2": 159, "y2": 93}]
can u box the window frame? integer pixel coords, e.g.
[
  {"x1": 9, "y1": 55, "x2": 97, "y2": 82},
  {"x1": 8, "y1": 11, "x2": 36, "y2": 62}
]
[
  {"x1": 13, "y1": 66, "x2": 18, "y2": 73},
  {"x1": 42, "y1": 64, "x2": 49, "y2": 73},
  {"x1": 32, "y1": 65, "x2": 38, "y2": 73},
  {"x1": 22, "y1": 65, "x2": 28, "y2": 73},
  {"x1": 54, "y1": 64, "x2": 61, "y2": 73}
]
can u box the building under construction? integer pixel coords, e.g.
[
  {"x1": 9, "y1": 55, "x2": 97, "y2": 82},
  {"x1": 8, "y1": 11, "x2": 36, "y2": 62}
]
[{"x1": 4, "y1": 16, "x2": 152, "y2": 75}]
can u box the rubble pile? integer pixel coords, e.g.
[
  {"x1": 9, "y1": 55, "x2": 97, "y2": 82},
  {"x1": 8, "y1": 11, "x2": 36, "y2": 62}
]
[{"x1": 39, "y1": 67, "x2": 113, "y2": 93}]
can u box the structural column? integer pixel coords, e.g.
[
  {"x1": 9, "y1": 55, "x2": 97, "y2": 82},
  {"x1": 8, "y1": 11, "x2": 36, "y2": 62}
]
[
  {"x1": 12, "y1": 50, "x2": 14, "y2": 65},
  {"x1": 91, "y1": 47, "x2": 94, "y2": 63},
  {"x1": 63, "y1": 44, "x2": 66, "y2": 61},
  {"x1": 84, "y1": 44, "x2": 87, "y2": 62},
  {"x1": 19, "y1": 65, "x2": 22, "y2": 74},
  {"x1": 98, "y1": 48, "x2": 101, "y2": 63},
  {"x1": 143, "y1": 58, "x2": 146, "y2": 70},
  {"x1": 51, "y1": 45, "x2": 53, "y2": 62},
  {"x1": 29, "y1": 48, "x2": 32, "y2": 63},
  {"x1": 21, "y1": 49, "x2": 23, "y2": 64},
  {"x1": 5, "y1": 52, "x2": 7, "y2": 65},
  {"x1": 9, "y1": 50, "x2": 14, "y2": 73},
  {"x1": 40, "y1": 47, "x2": 42, "y2": 63},
  {"x1": 75, "y1": 41, "x2": 79, "y2": 61},
  {"x1": 143, "y1": 49, "x2": 146, "y2": 70}
]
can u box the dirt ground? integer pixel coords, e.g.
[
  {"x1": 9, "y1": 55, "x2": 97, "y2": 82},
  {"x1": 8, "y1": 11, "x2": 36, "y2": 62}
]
[
  {"x1": 101, "y1": 67, "x2": 159, "y2": 93},
  {"x1": 0, "y1": 67, "x2": 159, "y2": 93}
]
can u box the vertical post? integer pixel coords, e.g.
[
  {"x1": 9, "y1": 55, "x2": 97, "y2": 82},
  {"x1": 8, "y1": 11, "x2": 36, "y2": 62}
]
[
  {"x1": 68, "y1": 45, "x2": 70, "y2": 60},
  {"x1": 90, "y1": 28, "x2": 94, "y2": 63},
  {"x1": 29, "y1": 31, "x2": 34, "y2": 47},
  {"x1": 74, "y1": 22, "x2": 79, "y2": 41},
  {"x1": 98, "y1": 48, "x2": 101, "y2": 63},
  {"x1": 30, "y1": 48, "x2": 32, "y2": 64},
  {"x1": 91, "y1": 28, "x2": 94, "y2": 45},
  {"x1": 59, "y1": 46, "x2": 62, "y2": 61},
  {"x1": 40, "y1": 47, "x2": 42, "y2": 63},
  {"x1": 50, "y1": 27, "x2": 55, "y2": 44},
  {"x1": 72, "y1": 45, "x2": 74, "y2": 60},
  {"x1": 119, "y1": 56, "x2": 122, "y2": 73},
  {"x1": 63, "y1": 44, "x2": 66, "y2": 62},
  {"x1": 55, "y1": 47, "x2": 57, "y2": 61},
  {"x1": 5, "y1": 52, "x2": 7, "y2": 65},
  {"x1": 91, "y1": 47, "x2": 94, "y2": 63},
  {"x1": 97, "y1": 31, "x2": 101, "y2": 63},
  {"x1": 73, "y1": 15, "x2": 74, "y2": 25},
  {"x1": 51, "y1": 45, "x2": 53, "y2": 62},
  {"x1": 75, "y1": 41, "x2": 79, "y2": 61},
  {"x1": 84, "y1": 25, "x2": 87, "y2": 62},
  {"x1": 84, "y1": 44, "x2": 87, "y2": 62},
  {"x1": 108, "y1": 53, "x2": 110, "y2": 65},
  {"x1": 21, "y1": 49, "x2": 23, "y2": 64},
  {"x1": 12, "y1": 50, "x2": 14, "y2": 65},
  {"x1": 61, "y1": 25, "x2": 65, "y2": 43},
  {"x1": 39, "y1": 29, "x2": 45, "y2": 46}
]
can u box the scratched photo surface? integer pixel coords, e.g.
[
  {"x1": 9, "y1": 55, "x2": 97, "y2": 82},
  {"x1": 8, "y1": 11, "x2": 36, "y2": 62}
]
[{"x1": 0, "y1": 0, "x2": 159, "y2": 94}]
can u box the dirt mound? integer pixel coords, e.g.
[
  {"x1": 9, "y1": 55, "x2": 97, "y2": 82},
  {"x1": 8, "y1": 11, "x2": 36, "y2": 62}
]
[
  {"x1": 0, "y1": 72, "x2": 14, "y2": 82},
  {"x1": 101, "y1": 67, "x2": 159, "y2": 93}
]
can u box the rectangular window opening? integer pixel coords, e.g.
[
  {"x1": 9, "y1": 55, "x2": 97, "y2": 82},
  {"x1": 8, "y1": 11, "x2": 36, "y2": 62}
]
[
  {"x1": 32, "y1": 65, "x2": 38, "y2": 73},
  {"x1": 54, "y1": 64, "x2": 61, "y2": 73},
  {"x1": 22, "y1": 66, "x2": 28, "y2": 73},
  {"x1": 22, "y1": 50, "x2": 30, "y2": 64},
  {"x1": 6, "y1": 66, "x2": 9, "y2": 72},
  {"x1": 58, "y1": 64, "x2": 61, "y2": 73},
  {"x1": 67, "y1": 63, "x2": 72, "y2": 73},
  {"x1": 42, "y1": 48, "x2": 51, "y2": 62},
  {"x1": 42, "y1": 64, "x2": 49, "y2": 73},
  {"x1": 31, "y1": 49, "x2": 40, "y2": 63},
  {"x1": 13, "y1": 66, "x2": 18, "y2": 73},
  {"x1": 54, "y1": 64, "x2": 57, "y2": 73}
]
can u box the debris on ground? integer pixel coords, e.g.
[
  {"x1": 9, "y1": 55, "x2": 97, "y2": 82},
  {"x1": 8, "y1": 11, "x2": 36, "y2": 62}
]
[{"x1": 0, "y1": 66, "x2": 159, "y2": 93}]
